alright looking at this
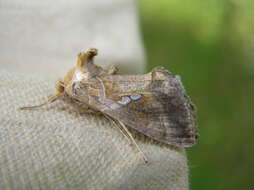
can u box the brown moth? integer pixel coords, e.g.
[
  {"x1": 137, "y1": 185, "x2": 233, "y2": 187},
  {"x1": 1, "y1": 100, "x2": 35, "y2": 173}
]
[{"x1": 21, "y1": 48, "x2": 197, "y2": 162}]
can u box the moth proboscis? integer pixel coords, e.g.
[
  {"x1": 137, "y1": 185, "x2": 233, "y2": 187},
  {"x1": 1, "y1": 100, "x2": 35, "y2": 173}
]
[{"x1": 20, "y1": 48, "x2": 198, "y2": 163}]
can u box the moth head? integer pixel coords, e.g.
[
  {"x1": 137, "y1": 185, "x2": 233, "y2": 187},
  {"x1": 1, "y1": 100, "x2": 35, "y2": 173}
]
[{"x1": 55, "y1": 48, "x2": 100, "y2": 95}]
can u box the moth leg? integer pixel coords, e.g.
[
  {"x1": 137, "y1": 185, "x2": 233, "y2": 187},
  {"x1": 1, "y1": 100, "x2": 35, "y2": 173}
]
[
  {"x1": 107, "y1": 65, "x2": 118, "y2": 75},
  {"x1": 55, "y1": 78, "x2": 65, "y2": 96}
]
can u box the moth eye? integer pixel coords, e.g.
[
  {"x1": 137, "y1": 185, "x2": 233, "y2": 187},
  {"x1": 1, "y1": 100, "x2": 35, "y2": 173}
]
[
  {"x1": 130, "y1": 93, "x2": 142, "y2": 100},
  {"x1": 117, "y1": 96, "x2": 131, "y2": 105}
]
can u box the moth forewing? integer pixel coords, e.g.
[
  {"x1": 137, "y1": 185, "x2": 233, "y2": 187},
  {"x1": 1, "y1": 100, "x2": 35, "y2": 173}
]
[{"x1": 68, "y1": 62, "x2": 197, "y2": 147}]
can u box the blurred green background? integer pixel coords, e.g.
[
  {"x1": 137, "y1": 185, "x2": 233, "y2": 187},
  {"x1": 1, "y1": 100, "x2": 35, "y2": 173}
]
[{"x1": 138, "y1": 0, "x2": 254, "y2": 189}]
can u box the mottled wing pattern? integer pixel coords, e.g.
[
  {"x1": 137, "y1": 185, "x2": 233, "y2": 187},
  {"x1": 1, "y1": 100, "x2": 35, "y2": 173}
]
[{"x1": 88, "y1": 67, "x2": 197, "y2": 147}]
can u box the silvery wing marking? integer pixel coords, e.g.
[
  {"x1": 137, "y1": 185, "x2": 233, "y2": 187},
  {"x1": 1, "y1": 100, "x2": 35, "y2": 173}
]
[
  {"x1": 68, "y1": 66, "x2": 197, "y2": 147},
  {"x1": 117, "y1": 96, "x2": 132, "y2": 105},
  {"x1": 130, "y1": 94, "x2": 142, "y2": 100}
]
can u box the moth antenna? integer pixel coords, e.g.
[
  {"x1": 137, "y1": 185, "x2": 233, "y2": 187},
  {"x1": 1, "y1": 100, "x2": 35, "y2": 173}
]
[
  {"x1": 19, "y1": 94, "x2": 63, "y2": 110},
  {"x1": 104, "y1": 115, "x2": 148, "y2": 163},
  {"x1": 117, "y1": 120, "x2": 149, "y2": 164}
]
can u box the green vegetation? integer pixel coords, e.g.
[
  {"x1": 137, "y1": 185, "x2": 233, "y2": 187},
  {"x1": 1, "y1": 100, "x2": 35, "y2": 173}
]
[{"x1": 138, "y1": 0, "x2": 254, "y2": 189}]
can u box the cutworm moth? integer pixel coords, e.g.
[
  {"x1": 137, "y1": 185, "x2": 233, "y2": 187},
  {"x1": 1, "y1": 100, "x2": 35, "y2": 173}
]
[{"x1": 21, "y1": 48, "x2": 198, "y2": 162}]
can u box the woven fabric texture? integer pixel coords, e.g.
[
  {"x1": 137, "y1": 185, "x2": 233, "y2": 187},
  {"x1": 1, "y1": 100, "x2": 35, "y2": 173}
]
[
  {"x1": 0, "y1": 71, "x2": 189, "y2": 190},
  {"x1": 0, "y1": 0, "x2": 189, "y2": 189}
]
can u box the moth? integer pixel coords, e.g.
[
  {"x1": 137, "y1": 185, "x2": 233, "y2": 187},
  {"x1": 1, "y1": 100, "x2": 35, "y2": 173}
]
[{"x1": 21, "y1": 48, "x2": 198, "y2": 162}]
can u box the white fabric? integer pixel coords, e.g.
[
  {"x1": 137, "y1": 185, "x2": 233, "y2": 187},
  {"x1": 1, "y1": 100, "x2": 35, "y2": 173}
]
[{"x1": 0, "y1": 0, "x2": 189, "y2": 189}]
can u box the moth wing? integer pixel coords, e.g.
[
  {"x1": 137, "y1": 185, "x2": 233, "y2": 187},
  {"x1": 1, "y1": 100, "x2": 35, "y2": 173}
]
[{"x1": 88, "y1": 67, "x2": 197, "y2": 147}]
